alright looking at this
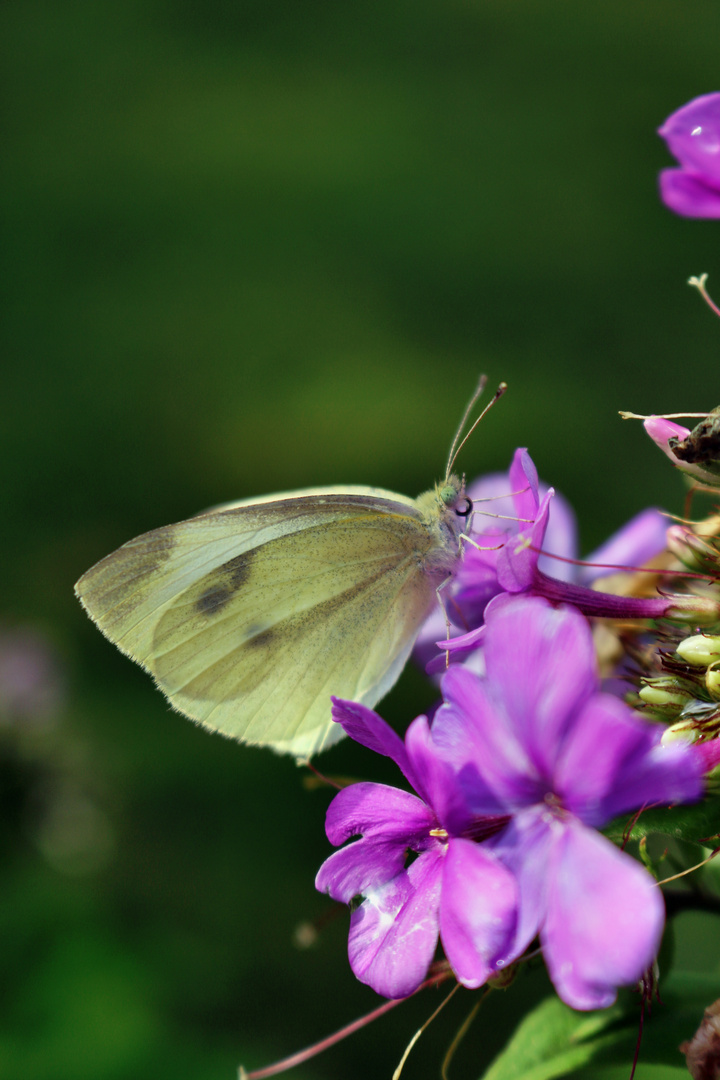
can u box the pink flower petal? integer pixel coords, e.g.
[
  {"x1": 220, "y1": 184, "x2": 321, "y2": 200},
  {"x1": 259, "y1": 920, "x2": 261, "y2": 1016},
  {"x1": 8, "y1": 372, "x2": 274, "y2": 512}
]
[
  {"x1": 405, "y1": 714, "x2": 473, "y2": 834},
  {"x1": 543, "y1": 820, "x2": 664, "y2": 1011},
  {"x1": 433, "y1": 665, "x2": 537, "y2": 813},
  {"x1": 660, "y1": 168, "x2": 720, "y2": 217},
  {"x1": 659, "y1": 170, "x2": 720, "y2": 217},
  {"x1": 440, "y1": 838, "x2": 518, "y2": 988},
  {"x1": 508, "y1": 448, "x2": 540, "y2": 526},
  {"x1": 491, "y1": 808, "x2": 553, "y2": 958},
  {"x1": 555, "y1": 695, "x2": 703, "y2": 827},
  {"x1": 580, "y1": 508, "x2": 668, "y2": 585},
  {"x1": 347, "y1": 851, "x2": 443, "y2": 998},
  {"x1": 331, "y1": 697, "x2": 420, "y2": 792},
  {"x1": 659, "y1": 93, "x2": 720, "y2": 177},
  {"x1": 482, "y1": 597, "x2": 598, "y2": 777},
  {"x1": 695, "y1": 739, "x2": 720, "y2": 773},
  {"x1": 495, "y1": 490, "x2": 553, "y2": 593}
]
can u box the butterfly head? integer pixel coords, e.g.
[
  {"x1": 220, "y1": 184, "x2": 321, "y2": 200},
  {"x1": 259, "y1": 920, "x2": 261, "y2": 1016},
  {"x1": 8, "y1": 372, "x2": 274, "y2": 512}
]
[{"x1": 437, "y1": 473, "x2": 473, "y2": 518}]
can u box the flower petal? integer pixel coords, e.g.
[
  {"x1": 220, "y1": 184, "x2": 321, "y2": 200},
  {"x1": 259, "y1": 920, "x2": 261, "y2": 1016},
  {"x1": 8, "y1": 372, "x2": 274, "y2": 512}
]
[
  {"x1": 315, "y1": 839, "x2": 404, "y2": 904},
  {"x1": 643, "y1": 415, "x2": 690, "y2": 455},
  {"x1": 659, "y1": 93, "x2": 720, "y2": 177},
  {"x1": 347, "y1": 850, "x2": 443, "y2": 998},
  {"x1": 641, "y1": 417, "x2": 718, "y2": 485},
  {"x1": 433, "y1": 665, "x2": 538, "y2": 813},
  {"x1": 316, "y1": 783, "x2": 437, "y2": 902},
  {"x1": 481, "y1": 597, "x2": 598, "y2": 777},
  {"x1": 696, "y1": 739, "x2": 720, "y2": 773},
  {"x1": 435, "y1": 624, "x2": 485, "y2": 655},
  {"x1": 440, "y1": 837, "x2": 518, "y2": 988},
  {"x1": 508, "y1": 448, "x2": 540, "y2": 526},
  {"x1": 580, "y1": 508, "x2": 668, "y2": 586},
  {"x1": 495, "y1": 491, "x2": 552, "y2": 593},
  {"x1": 331, "y1": 697, "x2": 421, "y2": 792},
  {"x1": 554, "y1": 694, "x2": 703, "y2": 826},
  {"x1": 490, "y1": 807, "x2": 553, "y2": 958},
  {"x1": 659, "y1": 169, "x2": 720, "y2": 217},
  {"x1": 467, "y1": 466, "x2": 526, "y2": 520},
  {"x1": 405, "y1": 714, "x2": 473, "y2": 833},
  {"x1": 323, "y1": 782, "x2": 435, "y2": 848},
  {"x1": 537, "y1": 489, "x2": 578, "y2": 583},
  {"x1": 451, "y1": 543, "x2": 506, "y2": 628},
  {"x1": 542, "y1": 820, "x2": 664, "y2": 1010}
]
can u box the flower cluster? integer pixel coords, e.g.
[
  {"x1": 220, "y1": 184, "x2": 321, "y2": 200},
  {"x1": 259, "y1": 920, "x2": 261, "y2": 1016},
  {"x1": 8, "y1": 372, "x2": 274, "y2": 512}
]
[
  {"x1": 311, "y1": 92, "x2": 720, "y2": 1045},
  {"x1": 315, "y1": 443, "x2": 720, "y2": 1011},
  {"x1": 317, "y1": 592, "x2": 703, "y2": 1010}
]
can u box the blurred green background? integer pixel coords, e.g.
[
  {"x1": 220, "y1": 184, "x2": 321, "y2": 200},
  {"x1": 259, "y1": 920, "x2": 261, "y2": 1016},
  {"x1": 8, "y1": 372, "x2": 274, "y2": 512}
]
[{"x1": 4, "y1": 2, "x2": 720, "y2": 1078}]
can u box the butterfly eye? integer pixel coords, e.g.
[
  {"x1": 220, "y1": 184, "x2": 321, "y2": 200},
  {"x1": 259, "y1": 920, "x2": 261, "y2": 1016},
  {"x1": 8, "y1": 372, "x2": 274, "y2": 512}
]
[{"x1": 455, "y1": 497, "x2": 473, "y2": 518}]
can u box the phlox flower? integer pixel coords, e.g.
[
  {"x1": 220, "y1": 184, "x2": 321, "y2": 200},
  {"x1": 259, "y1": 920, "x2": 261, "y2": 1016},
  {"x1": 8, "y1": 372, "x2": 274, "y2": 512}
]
[
  {"x1": 658, "y1": 93, "x2": 720, "y2": 217},
  {"x1": 415, "y1": 448, "x2": 670, "y2": 668},
  {"x1": 318, "y1": 596, "x2": 703, "y2": 1010},
  {"x1": 315, "y1": 699, "x2": 518, "y2": 998},
  {"x1": 433, "y1": 596, "x2": 704, "y2": 1010}
]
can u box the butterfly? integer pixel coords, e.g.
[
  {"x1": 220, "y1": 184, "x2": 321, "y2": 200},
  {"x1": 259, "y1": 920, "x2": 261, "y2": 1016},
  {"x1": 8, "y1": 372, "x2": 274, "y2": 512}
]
[{"x1": 75, "y1": 379, "x2": 503, "y2": 758}]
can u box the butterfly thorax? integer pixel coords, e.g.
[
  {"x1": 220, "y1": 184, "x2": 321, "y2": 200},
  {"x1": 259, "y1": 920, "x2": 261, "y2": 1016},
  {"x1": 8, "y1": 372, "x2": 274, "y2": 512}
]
[{"x1": 413, "y1": 473, "x2": 466, "y2": 578}]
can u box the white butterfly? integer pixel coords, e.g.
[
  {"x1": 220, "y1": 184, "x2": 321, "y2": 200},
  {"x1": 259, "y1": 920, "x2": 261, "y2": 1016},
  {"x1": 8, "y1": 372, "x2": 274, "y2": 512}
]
[{"x1": 75, "y1": 380, "x2": 502, "y2": 758}]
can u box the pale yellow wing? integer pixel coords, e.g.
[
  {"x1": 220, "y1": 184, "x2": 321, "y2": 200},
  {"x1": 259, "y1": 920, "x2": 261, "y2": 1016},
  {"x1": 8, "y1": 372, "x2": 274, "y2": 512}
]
[{"x1": 75, "y1": 491, "x2": 450, "y2": 757}]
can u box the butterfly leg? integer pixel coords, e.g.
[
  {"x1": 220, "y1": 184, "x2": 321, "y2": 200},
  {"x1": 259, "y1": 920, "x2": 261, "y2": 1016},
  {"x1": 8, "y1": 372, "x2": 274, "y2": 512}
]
[
  {"x1": 458, "y1": 532, "x2": 504, "y2": 554},
  {"x1": 434, "y1": 575, "x2": 455, "y2": 669}
]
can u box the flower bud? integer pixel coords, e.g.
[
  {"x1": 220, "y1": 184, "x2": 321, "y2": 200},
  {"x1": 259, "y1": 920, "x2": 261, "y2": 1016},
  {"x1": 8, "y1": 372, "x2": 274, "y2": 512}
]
[
  {"x1": 488, "y1": 963, "x2": 517, "y2": 990},
  {"x1": 707, "y1": 666, "x2": 720, "y2": 701},
  {"x1": 643, "y1": 415, "x2": 720, "y2": 488},
  {"x1": 676, "y1": 634, "x2": 720, "y2": 666},
  {"x1": 639, "y1": 682, "x2": 692, "y2": 710},
  {"x1": 666, "y1": 525, "x2": 718, "y2": 573},
  {"x1": 665, "y1": 596, "x2": 720, "y2": 626},
  {"x1": 661, "y1": 720, "x2": 699, "y2": 746}
]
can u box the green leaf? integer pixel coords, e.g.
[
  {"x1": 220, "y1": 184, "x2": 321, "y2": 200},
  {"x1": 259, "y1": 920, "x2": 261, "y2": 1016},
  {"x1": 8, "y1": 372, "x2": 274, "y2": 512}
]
[
  {"x1": 604, "y1": 795, "x2": 720, "y2": 846},
  {"x1": 479, "y1": 971, "x2": 720, "y2": 1080}
]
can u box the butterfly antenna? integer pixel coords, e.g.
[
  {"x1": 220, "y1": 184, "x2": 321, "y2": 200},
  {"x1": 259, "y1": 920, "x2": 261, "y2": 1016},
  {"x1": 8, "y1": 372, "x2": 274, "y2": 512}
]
[
  {"x1": 445, "y1": 376, "x2": 487, "y2": 480},
  {"x1": 446, "y1": 380, "x2": 507, "y2": 479}
]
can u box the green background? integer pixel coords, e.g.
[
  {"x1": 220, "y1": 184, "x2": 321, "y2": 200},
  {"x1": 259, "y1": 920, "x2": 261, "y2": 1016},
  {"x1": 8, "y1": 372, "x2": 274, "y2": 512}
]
[{"x1": 3, "y1": 2, "x2": 720, "y2": 1077}]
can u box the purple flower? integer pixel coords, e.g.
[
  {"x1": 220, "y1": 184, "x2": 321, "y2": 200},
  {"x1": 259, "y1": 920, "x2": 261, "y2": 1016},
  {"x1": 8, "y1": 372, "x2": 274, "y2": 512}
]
[
  {"x1": 415, "y1": 449, "x2": 671, "y2": 668},
  {"x1": 315, "y1": 700, "x2": 518, "y2": 998},
  {"x1": 658, "y1": 94, "x2": 720, "y2": 217},
  {"x1": 432, "y1": 596, "x2": 704, "y2": 1010}
]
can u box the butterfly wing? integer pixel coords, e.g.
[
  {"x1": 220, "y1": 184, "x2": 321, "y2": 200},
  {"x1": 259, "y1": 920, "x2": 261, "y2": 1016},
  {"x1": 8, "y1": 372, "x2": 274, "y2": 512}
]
[{"x1": 75, "y1": 490, "x2": 452, "y2": 757}]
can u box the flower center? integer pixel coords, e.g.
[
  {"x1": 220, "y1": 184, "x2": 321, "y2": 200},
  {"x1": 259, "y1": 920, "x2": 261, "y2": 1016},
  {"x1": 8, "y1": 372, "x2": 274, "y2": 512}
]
[{"x1": 464, "y1": 814, "x2": 512, "y2": 842}]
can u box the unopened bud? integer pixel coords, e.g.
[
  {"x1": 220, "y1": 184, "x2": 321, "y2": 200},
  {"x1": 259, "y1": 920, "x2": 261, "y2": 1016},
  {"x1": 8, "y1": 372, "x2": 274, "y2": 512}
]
[
  {"x1": 676, "y1": 634, "x2": 720, "y2": 666},
  {"x1": 665, "y1": 597, "x2": 720, "y2": 626},
  {"x1": 639, "y1": 682, "x2": 692, "y2": 710},
  {"x1": 666, "y1": 525, "x2": 718, "y2": 573},
  {"x1": 661, "y1": 721, "x2": 699, "y2": 746},
  {"x1": 488, "y1": 963, "x2": 517, "y2": 990},
  {"x1": 707, "y1": 666, "x2": 720, "y2": 701}
]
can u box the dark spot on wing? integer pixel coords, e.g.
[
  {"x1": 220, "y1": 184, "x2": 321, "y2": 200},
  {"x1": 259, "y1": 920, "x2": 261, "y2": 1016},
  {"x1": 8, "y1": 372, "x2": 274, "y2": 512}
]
[
  {"x1": 245, "y1": 627, "x2": 275, "y2": 650},
  {"x1": 225, "y1": 552, "x2": 253, "y2": 588},
  {"x1": 195, "y1": 551, "x2": 255, "y2": 616},
  {"x1": 196, "y1": 585, "x2": 233, "y2": 615}
]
